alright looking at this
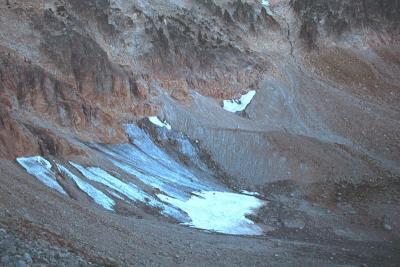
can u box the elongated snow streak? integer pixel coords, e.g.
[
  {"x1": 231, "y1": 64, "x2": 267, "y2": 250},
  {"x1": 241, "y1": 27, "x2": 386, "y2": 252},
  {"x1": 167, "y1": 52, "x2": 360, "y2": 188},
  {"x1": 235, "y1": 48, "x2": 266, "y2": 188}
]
[
  {"x1": 158, "y1": 191, "x2": 265, "y2": 235},
  {"x1": 107, "y1": 189, "x2": 124, "y2": 200},
  {"x1": 70, "y1": 162, "x2": 152, "y2": 203},
  {"x1": 16, "y1": 156, "x2": 67, "y2": 195},
  {"x1": 148, "y1": 116, "x2": 172, "y2": 130},
  {"x1": 123, "y1": 124, "x2": 204, "y2": 184},
  {"x1": 223, "y1": 90, "x2": 256, "y2": 113},
  {"x1": 56, "y1": 164, "x2": 115, "y2": 211},
  {"x1": 69, "y1": 162, "x2": 188, "y2": 221},
  {"x1": 241, "y1": 190, "x2": 261, "y2": 196}
]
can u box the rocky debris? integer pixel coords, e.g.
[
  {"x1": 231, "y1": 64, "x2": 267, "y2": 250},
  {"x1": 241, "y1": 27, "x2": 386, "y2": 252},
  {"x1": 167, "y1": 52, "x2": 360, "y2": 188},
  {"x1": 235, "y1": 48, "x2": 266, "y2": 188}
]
[
  {"x1": 223, "y1": 9, "x2": 233, "y2": 24},
  {"x1": 383, "y1": 223, "x2": 392, "y2": 232},
  {"x1": 0, "y1": 227, "x2": 100, "y2": 267},
  {"x1": 282, "y1": 217, "x2": 305, "y2": 230},
  {"x1": 233, "y1": 0, "x2": 255, "y2": 24},
  {"x1": 382, "y1": 216, "x2": 393, "y2": 232}
]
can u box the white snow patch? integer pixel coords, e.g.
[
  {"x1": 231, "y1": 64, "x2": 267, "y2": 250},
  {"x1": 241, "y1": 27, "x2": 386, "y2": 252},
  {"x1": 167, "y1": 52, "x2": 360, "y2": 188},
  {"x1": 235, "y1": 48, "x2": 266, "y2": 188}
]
[
  {"x1": 56, "y1": 164, "x2": 115, "y2": 211},
  {"x1": 241, "y1": 190, "x2": 261, "y2": 196},
  {"x1": 262, "y1": 0, "x2": 270, "y2": 7},
  {"x1": 16, "y1": 156, "x2": 67, "y2": 195},
  {"x1": 148, "y1": 116, "x2": 171, "y2": 130},
  {"x1": 111, "y1": 159, "x2": 188, "y2": 201},
  {"x1": 70, "y1": 162, "x2": 188, "y2": 221},
  {"x1": 261, "y1": 0, "x2": 272, "y2": 13},
  {"x1": 158, "y1": 191, "x2": 265, "y2": 235},
  {"x1": 70, "y1": 162, "x2": 152, "y2": 203},
  {"x1": 223, "y1": 90, "x2": 256, "y2": 113}
]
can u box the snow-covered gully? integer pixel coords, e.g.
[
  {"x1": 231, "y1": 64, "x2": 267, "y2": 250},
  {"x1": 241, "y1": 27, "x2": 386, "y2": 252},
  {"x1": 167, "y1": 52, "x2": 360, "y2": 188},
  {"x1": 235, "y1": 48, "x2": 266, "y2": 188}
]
[{"x1": 16, "y1": 124, "x2": 265, "y2": 236}]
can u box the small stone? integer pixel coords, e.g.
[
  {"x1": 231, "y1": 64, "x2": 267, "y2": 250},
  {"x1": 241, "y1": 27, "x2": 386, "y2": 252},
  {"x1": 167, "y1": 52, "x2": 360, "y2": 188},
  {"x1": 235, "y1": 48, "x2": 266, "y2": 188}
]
[
  {"x1": 383, "y1": 223, "x2": 392, "y2": 231},
  {"x1": 1, "y1": 255, "x2": 11, "y2": 264},
  {"x1": 23, "y1": 253, "x2": 32, "y2": 264},
  {"x1": 274, "y1": 254, "x2": 279, "y2": 257},
  {"x1": 8, "y1": 245, "x2": 17, "y2": 254},
  {"x1": 15, "y1": 260, "x2": 28, "y2": 267},
  {"x1": 283, "y1": 218, "x2": 306, "y2": 230},
  {"x1": 0, "y1": 228, "x2": 6, "y2": 234}
]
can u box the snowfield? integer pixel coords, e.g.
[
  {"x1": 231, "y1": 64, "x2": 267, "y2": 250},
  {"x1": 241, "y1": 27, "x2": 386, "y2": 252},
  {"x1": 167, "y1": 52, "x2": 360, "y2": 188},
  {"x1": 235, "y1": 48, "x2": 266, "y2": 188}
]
[
  {"x1": 158, "y1": 191, "x2": 264, "y2": 235},
  {"x1": 70, "y1": 162, "x2": 188, "y2": 221},
  {"x1": 15, "y1": 125, "x2": 265, "y2": 235}
]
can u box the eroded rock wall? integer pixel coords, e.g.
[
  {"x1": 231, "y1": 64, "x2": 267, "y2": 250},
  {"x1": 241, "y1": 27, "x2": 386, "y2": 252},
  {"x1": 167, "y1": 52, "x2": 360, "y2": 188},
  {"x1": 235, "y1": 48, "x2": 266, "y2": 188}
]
[
  {"x1": 291, "y1": 0, "x2": 400, "y2": 48},
  {"x1": 0, "y1": 0, "x2": 278, "y2": 158},
  {"x1": 0, "y1": 0, "x2": 399, "y2": 189}
]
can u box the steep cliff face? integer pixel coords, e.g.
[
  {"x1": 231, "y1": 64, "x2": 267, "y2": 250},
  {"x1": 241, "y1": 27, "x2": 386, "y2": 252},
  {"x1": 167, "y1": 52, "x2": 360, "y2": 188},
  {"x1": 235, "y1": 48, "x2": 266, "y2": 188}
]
[
  {"x1": 291, "y1": 0, "x2": 400, "y2": 48},
  {"x1": 0, "y1": 0, "x2": 280, "y2": 158},
  {"x1": 0, "y1": 0, "x2": 399, "y2": 185},
  {"x1": 1, "y1": 0, "x2": 399, "y2": 185}
]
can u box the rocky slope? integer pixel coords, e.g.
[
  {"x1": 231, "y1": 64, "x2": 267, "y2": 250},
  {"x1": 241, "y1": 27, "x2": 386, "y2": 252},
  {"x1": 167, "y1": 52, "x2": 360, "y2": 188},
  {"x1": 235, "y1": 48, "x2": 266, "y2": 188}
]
[
  {"x1": 291, "y1": 0, "x2": 400, "y2": 49},
  {"x1": 0, "y1": 0, "x2": 399, "y2": 266},
  {"x1": 0, "y1": 0, "x2": 278, "y2": 158}
]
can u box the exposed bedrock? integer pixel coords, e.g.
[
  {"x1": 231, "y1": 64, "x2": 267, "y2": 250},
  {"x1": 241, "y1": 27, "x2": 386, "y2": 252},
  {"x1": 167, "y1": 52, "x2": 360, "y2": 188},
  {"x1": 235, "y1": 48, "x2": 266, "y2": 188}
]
[
  {"x1": 0, "y1": 0, "x2": 278, "y2": 158},
  {"x1": 290, "y1": 0, "x2": 400, "y2": 49},
  {"x1": 0, "y1": 0, "x2": 399, "y2": 189}
]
